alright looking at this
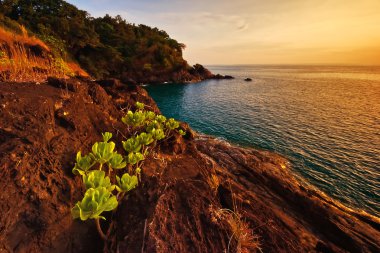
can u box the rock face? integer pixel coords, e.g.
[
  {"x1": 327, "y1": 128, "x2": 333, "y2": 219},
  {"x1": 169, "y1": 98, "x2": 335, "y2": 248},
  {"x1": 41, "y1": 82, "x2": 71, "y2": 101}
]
[
  {"x1": 0, "y1": 78, "x2": 379, "y2": 253},
  {"x1": 120, "y1": 64, "x2": 234, "y2": 85}
]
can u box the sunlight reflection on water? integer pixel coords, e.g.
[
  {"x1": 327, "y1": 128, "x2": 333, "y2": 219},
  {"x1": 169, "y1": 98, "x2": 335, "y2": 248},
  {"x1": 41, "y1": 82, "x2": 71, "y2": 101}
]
[{"x1": 146, "y1": 65, "x2": 380, "y2": 217}]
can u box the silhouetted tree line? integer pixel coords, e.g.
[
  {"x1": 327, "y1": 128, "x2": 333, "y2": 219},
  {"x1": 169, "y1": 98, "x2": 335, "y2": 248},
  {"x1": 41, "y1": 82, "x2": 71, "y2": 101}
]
[{"x1": 0, "y1": 0, "x2": 189, "y2": 79}]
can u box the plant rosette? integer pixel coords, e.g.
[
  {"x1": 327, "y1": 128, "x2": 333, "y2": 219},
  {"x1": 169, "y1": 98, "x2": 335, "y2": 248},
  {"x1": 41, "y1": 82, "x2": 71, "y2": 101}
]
[
  {"x1": 72, "y1": 151, "x2": 96, "y2": 175},
  {"x1": 166, "y1": 118, "x2": 180, "y2": 130},
  {"x1": 126, "y1": 152, "x2": 144, "y2": 165},
  {"x1": 71, "y1": 187, "x2": 118, "y2": 221},
  {"x1": 82, "y1": 170, "x2": 115, "y2": 191},
  {"x1": 116, "y1": 173, "x2": 138, "y2": 192},
  {"x1": 122, "y1": 111, "x2": 146, "y2": 127},
  {"x1": 137, "y1": 132, "x2": 154, "y2": 146},
  {"x1": 122, "y1": 137, "x2": 142, "y2": 153}
]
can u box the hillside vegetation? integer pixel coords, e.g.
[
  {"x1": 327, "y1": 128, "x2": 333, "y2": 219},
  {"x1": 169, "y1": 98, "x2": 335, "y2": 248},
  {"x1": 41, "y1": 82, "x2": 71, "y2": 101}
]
[
  {"x1": 0, "y1": 14, "x2": 87, "y2": 81},
  {"x1": 0, "y1": 0, "x2": 210, "y2": 82}
]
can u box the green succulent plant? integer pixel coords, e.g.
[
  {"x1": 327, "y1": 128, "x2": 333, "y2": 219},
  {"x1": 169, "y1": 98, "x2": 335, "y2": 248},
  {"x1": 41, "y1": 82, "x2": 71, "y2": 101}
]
[
  {"x1": 151, "y1": 128, "x2": 165, "y2": 140},
  {"x1": 126, "y1": 152, "x2": 144, "y2": 165},
  {"x1": 108, "y1": 153, "x2": 127, "y2": 169},
  {"x1": 72, "y1": 151, "x2": 96, "y2": 175},
  {"x1": 137, "y1": 132, "x2": 154, "y2": 146},
  {"x1": 82, "y1": 170, "x2": 114, "y2": 190},
  {"x1": 71, "y1": 187, "x2": 118, "y2": 221},
  {"x1": 166, "y1": 118, "x2": 180, "y2": 130},
  {"x1": 122, "y1": 111, "x2": 146, "y2": 127},
  {"x1": 71, "y1": 108, "x2": 186, "y2": 241},
  {"x1": 122, "y1": 137, "x2": 142, "y2": 153},
  {"x1": 144, "y1": 111, "x2": 156, "y2": 121},
  {"x1": 102, "y1": 132, "x2": 113, "y2": 142},
  {"x1": 135, "y1": 101, "x2": 145, "y2": 110},
  {"x1": 146, "y1": 120, "x2": 162, "y2": 132},
  {"x1": 155, "y1": 115, "x2": 167, "y2": 124},
  {"x1": 91, "y1": 141, "x2": 116, "y2": 164},
  {"x1": 116, "y1": 173, "x2": 138, "y2": 192}
]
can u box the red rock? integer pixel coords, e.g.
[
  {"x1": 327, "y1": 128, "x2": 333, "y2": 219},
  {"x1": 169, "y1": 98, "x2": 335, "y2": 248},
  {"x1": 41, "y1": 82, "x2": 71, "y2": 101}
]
[{"x1": 0, "y1": 78, "x2": 379, "y2": 253}]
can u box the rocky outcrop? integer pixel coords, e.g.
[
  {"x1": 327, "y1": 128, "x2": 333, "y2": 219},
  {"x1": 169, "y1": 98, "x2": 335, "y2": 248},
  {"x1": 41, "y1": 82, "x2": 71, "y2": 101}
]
[
  {"x1": 0, "y1": 78, "x2": 379, "y2": 253},
  {"x1": 119, "y1": 64, "x2": 233, "y2": 85}
]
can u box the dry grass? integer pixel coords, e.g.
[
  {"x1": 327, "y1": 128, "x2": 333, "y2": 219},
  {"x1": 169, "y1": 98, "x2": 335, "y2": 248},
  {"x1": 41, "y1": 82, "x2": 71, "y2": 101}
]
[
  {"x1": 210, "y1": 207, "x2": 262, "y2": 253},
  {"x1": 67, "y1": 62, "x2": 89, "y2": 77},
  {"x1": 208, "y1": 174, "x2": 220, "y2": 194},
  {"x1": 0, "y1": 26, "x2": 87, "y2": 82},
  {"x1": 209, "y1": 180, "x2": 262, "y2": 253},
  {"x1": 225, "y1": 209, "x2": 261, "y2": 253},
  {"x1": 0, "y1": 25, "x2": 49, "y2": 51}
]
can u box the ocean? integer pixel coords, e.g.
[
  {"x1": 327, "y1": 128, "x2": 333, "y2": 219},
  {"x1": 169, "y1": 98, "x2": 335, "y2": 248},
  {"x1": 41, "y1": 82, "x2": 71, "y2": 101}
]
[{"x1": 146, "y1": 65, "x2": 380, "y2": 217}]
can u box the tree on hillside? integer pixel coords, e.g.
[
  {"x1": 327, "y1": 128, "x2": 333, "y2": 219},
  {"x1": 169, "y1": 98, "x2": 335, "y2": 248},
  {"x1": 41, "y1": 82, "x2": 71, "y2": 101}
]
[{"x1": 0, "y1": 0, "x2": 190, "y2": 80}]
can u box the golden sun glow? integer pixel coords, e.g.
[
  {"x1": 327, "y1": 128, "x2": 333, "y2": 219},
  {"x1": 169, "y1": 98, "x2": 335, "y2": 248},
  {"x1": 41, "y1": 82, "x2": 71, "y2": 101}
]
[{"x1": 69, "y1": 0, "x2": 380, "y2": 65}]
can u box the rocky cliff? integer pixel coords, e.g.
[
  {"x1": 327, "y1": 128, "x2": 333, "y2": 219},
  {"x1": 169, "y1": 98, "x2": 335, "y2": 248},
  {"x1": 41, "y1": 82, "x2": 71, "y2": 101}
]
[{"x1": 0, "y1": 79, "x2": 379, "y2": 253}]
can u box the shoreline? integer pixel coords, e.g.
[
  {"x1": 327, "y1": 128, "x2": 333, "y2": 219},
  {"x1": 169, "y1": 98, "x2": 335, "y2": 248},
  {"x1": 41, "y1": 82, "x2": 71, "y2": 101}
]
[
  {"x1": 145, "y1": 67, "x2": 380, "y2": 219},
  {"x1": 0, "y1": 78, "x2": 379, "y2": 252},
  {"x1": 195, "y1": 132, "x2": 380, "y2": 220}
]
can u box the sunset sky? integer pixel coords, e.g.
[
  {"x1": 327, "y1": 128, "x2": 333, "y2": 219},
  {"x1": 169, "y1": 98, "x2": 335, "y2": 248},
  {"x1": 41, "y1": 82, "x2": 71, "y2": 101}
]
[{"x1": 68, "y1": 0, "x2": 380, "y2": 65}]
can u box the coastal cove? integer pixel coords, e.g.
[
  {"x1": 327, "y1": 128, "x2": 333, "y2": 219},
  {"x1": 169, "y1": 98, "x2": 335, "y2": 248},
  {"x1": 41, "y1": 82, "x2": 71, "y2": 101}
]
[
  {"x1": 2, "y1": 1, "x2": 380, "y2": 251},
  {"x1": 146, "y1": 65, "x2": 380, "y2": 217}
]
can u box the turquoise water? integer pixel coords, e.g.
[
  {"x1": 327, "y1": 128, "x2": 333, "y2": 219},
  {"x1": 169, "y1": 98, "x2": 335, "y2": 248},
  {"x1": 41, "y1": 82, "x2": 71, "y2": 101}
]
[{"x1": 146, "y1": 65, "x2": 380, "y2": 217}]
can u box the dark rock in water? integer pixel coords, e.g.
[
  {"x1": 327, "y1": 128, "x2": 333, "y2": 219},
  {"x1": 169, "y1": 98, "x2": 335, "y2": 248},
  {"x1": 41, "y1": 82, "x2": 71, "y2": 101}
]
[
  {"x1": 189, "y1": 63, "x2": 214, "y2": 80},
  {"x1": 213, "y1": 74, "x2": 224, "y2": 79},
  {"x1": 118, "y1": 63, "x2": 232, "y2": 84},
  {"x1": 244, "y1": 78, "x2": 252, "y2": 81},
  {"x1": 211, "y1": 74, "x2": 235, "y2": 80}
]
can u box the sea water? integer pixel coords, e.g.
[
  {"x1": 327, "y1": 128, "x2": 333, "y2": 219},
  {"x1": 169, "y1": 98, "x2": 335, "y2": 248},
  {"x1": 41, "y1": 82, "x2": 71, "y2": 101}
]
[{"x1": 146, "y1": 65, "x2": 380, "y2": 217}]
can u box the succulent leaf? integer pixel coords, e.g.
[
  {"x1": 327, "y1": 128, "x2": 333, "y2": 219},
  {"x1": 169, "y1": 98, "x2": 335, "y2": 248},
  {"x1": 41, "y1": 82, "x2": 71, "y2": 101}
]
[
  {"x1": 135, "y1": 101, "x2": 145, "y2": 110},
  {"x1": 116, "y1": 173, "x2": 138, "y2": 192},
  {"x1": 155, "y1": 115, "x2": 167, "y2": 123},
  {"x1": 146, "y1": 120, "x2": 162, "y2": 132},
  {"x1": 166, "y1": 118, "x2": 180, "y2": 130},
  {"x1": 151, "y1": 128, "x2": 165, "y2": 140},
  {"x1": 144, "y1": 111, "x2": 156, "y2": 121},
  {"x1": 72, "y1": 151, "x2": 96, "y2": 175},
  {"x1": 108, "y1": 153, "x2": 127, "y2": 169},
  {"x1": 137, "y1": 132, "x2": 154, "y2": 146},
  {"x1": 126, "y1": 152, "x2": 144, "y2": 165},
  {"x1": 71, "y1": 187, "x2": 118, "y2": 221},
  {"x1": 102, "y1": 132, "x2": 113, "y2": 142},
  {"x1": 91, "y1": 141, "x2": 116, "y2": 164},
  {"x1": 82, "y1": 170, "x2": 113, "y2": 190},
  {"x1": 122, "y1": 137, "x2": 141, "y2": 153},
  {"x1": 121, "y1": 111, "x2": 146, "y2": 127}
]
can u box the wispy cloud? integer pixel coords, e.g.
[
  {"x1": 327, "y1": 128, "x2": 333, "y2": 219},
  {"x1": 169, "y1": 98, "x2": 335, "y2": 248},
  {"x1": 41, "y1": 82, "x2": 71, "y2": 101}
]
[
  {"x1": 68, "y1": 0, "x2": 380, "y2": 65},
  {"x1": 118, "y1": 11, "x2": 250, "y2": 33}
]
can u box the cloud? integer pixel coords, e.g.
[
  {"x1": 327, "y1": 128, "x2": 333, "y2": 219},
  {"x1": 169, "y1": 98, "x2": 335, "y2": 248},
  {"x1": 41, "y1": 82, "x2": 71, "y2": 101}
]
[
  {"x1": 68, "y1": 0, "x2": 380, "y2": 65},
  {"x1": 195, "y1": 12, "x2": 250, "y2": 32},
  {"x1": 131, "y1": 11, "x2": 250, "y2": 33}
]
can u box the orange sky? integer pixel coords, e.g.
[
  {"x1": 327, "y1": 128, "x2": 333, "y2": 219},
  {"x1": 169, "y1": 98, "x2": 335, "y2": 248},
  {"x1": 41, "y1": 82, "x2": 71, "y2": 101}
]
[{"x1": 70, "y1": 0, "x2": 380, "y2": 65}]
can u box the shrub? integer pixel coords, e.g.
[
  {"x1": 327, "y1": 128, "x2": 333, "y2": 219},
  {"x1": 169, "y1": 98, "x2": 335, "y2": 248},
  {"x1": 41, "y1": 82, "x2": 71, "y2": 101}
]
[{"x1": 71, "y1": 101, "x2": 187, "y2": 241}]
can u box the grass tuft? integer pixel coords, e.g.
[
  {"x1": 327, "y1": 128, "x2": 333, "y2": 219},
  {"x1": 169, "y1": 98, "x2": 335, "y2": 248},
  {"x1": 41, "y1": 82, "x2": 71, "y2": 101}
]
[{"x1": 0, "y1": 26, "x2": 87, "y2": 82}]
